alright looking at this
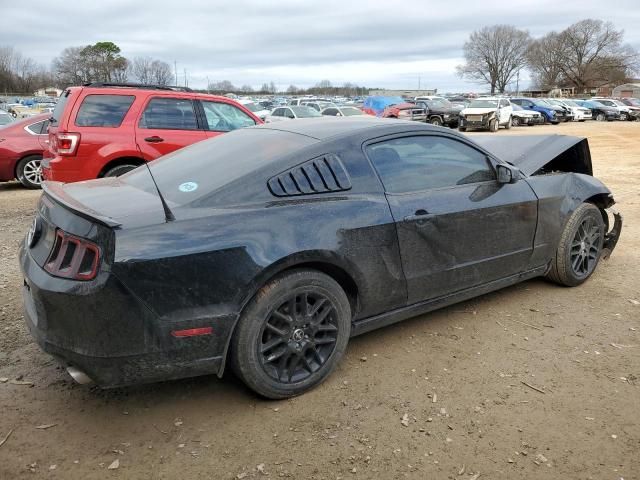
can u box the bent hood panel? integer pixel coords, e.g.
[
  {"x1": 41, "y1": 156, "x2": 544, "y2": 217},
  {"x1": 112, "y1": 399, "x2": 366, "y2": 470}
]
[{"x1": 472, "y1": 135, "x2": 592, "y2": 176}]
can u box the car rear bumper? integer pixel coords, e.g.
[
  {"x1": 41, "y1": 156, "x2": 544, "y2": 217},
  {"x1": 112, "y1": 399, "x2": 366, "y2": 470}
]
[
  {"x1": 41, "y1": 155, "x2": 95, "y2": 183},
  {"x1": 19, "y1": 242, "x2": 226, "y2": 387}
]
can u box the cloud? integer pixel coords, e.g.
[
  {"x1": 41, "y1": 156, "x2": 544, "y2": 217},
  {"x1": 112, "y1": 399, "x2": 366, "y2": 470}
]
[{"x1": 2, "y1": 0, "x2": 639, "y2": 91}]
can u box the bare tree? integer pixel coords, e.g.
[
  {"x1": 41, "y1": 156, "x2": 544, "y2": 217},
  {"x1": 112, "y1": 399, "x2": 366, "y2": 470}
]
[
  {"x1": 149, "y1": 60, "x2": 172, "y2": 85},
  {"x1": 554, "y1": 19, "x2": 638, "y2": 91},
  {"x1": 286, "y1": 84, "x2": 298, "y2": 94},
  {"x1": 527, "y1": 32, "x2": 565, "y2": 89},
  {"x1": 457, "y1": 25, "x2": 531, "y2": 93},
  {"x1": 240, "y1": 84, "x2": 254, "y2": 93},
  {"x1": 131, "y1": 56, "x2": 153, "y2": 84},
  {"x1": 209, "y1": 80, "x2": 236, "y2": 92}
]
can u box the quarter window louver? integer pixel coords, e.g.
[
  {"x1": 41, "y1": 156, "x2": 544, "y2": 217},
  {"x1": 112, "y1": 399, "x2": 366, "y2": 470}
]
[{"x1": 268, "y1": 154, "x2": 352, "y2": 197}]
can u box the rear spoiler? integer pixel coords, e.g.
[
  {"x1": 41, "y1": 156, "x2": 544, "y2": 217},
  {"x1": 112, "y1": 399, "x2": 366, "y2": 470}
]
[{"x1": 42, "y1": 181, "x2": 122, "y2": 228}]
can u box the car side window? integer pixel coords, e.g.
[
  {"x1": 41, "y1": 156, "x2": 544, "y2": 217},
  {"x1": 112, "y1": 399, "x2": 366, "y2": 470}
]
[
  {"x1": 76, "y1": 94, "x2": 135, "y2": 127},
  {"x1": 26, "y1": 120, "x2": 48, "y2": 135},
  {"x1": 200, "y1": 101, "x2": 256, "y2": 132},
  {"x1": 324, "y1": 108, "x2": 338, "y2": 116},
  {"x1": 139, "y1": 97, "x2": 198, "y2": 130},
  {"x1": 285, "y1": 109, "x2": 295, "y2": 119},
  {"x1": 272, "y1": 108, "x2": 282, "y2": 117},
  {"x1": 366, "y1": 135, "x2": 495, "y2": 193}
]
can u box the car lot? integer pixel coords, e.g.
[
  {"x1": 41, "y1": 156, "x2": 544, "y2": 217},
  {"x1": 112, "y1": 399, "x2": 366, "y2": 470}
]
[{"x1": 0, "y1": 121, "x2": 638, "y2": 479}]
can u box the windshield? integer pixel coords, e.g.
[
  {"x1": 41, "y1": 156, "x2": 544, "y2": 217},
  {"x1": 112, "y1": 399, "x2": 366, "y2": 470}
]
[
  {"x1": 563, "y1": 100, "x2": 579, "y2": 107},
  {"x1": 624, "y1": 98, "x2": 640, "y2": 106},
  {"x1": 122, "y1": 128, "x2": 316, "y2": 206},
  {"x1": 427, "y1": 98, "x2": 452, "y2": 108},
  {"x1": 291, "y1": 106, "x2": 321, "y2": 118},
  {"x1": 533, "y1": 99, "x2": 551, "y2": 106},
  {"x1": 469, "y1": 99, "x2": 498, "y2": 108},
  {"x1": 0, "y1": 114, "x2": 13, "y2": 126},
  {"x1": 587, "y1": 101, "x2": 605, "y2": 107},
  {"x1": 50, "y1": 90, "x2": 71, "y2": 126},
  {"x1": 242, "y1": 102, "x2": 261, "y2": 112},
  {"x1": 341, "y1": 107, "x2": 363, "y2": 116}
]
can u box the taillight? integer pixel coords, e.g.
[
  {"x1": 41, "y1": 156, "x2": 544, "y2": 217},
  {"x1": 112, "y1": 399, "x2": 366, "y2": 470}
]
[
  {"x1": 44, "y1": 229, "x2": 101, "y2": 281},
  {"x1": 55, "y1": 133, "x2": 80, "y2": 156}
]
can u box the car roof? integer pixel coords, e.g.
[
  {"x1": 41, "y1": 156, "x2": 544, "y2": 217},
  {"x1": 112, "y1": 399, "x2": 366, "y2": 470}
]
[{"x1": 254, "y1": 116, "x2": 438, "y2": 140}]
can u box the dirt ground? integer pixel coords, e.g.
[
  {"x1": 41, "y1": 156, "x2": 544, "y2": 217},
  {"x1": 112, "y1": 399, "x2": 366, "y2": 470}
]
[{"x1": 0, "y1": 121, "x2": 638, "y2": 480}]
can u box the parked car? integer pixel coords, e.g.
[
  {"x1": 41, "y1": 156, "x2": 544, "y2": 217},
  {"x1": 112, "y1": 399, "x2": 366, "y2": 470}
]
[
  {"x1": 269, "y1": 106, "x2": 322, "y2": 121},
  {"x1": 0, "y1": 113, "x2": 50, "y2": 188},
  {"x1": 619, "y1": 97, "x2": 640, "y2": 109},
  {"x1": 20, "y1": 117, "x2": 622, "y2": 398},
  {"x1": 458, "y1": 97, "x2": 513, "y2": 132},
  {"x1": 238, "y1": 99, "x2": 271, "y2": 121},
  {"x1": 320, "y1": 106, "x2": 365, "y2": 116},
  {"x1": 362, "y1": 96, "x2": 426, "y2": 122},
  {"x1": 0, "y1": 109, "x2": 15, "y2": 126},
  {"x1": 414, "y1": 97, "x2": 461, "y2": 128},
  {"x1": 546, "y1": 99, "x2": 591, "y2": 121},
  {"x1": 302, "y1": 101, "x2": 337, "y2": 112},
  {"x1": 510, "y1": 104, "x2": 543, "y2": 126},
  {"x1": 574, "y1": 100, "x2": 620, "y2": 121},
  {"x1": 510, "y1": 98, "x2": 567, "y2": 124},
  {"x1": 43, "y1": 82, "x2": 262, "y2": 183},
  {"x1": 592, "y1": 98, "x2": 638, "y2": 121}
]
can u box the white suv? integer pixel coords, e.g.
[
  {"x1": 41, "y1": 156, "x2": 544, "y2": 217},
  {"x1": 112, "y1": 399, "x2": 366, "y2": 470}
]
[{"x1": 459, "y1": 97, "x2": 513, "y2": 132}]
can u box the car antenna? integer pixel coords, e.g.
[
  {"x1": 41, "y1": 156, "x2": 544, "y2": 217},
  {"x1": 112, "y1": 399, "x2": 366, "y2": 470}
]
[{"x1": 143, "y1": 161, "x2": 175, "y2": 222}]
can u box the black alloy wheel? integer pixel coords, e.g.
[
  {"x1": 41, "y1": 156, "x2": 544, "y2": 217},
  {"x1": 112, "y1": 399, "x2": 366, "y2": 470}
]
[
  {"x1": 547, "y1": 203, "x2": 605, "y2": 287},
  {"x1": 569, "y1": 216, "x2": 602, "y2": 279},
  {"x1": 231, "y1": 269, "x2": 351, "y2": 399},
  {"x1": 258, "y1": 291, "x2": 338, "y2": 384}
]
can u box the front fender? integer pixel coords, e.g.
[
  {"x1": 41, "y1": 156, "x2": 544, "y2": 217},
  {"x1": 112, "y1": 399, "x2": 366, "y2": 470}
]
[{"x1": 524, "y1": 172, "x2": 617, "y2": 266}]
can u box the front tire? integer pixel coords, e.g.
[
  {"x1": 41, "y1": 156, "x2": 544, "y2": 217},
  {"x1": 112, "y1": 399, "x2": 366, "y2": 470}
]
[
  {"x1": 458, "y1": 126, "x2": 467, "y2": 132},
  {"x1": 547, "y1": 203, "x2": 605, "y2": 287},
  {"x1": 511, "y1": 116, "x2": 520, "y2": 127},
  {"x1": 16, "y1": 155, "x2": 43, "y2": 189},
  {"x1": 504, "y1": 117, "x2": 512, "y2": 129},
  {"x1": 231, "y1": 269, "x2": 351, "y2": 399},
  {"x1": 489, "y1": 118, "x2": 498, "y2": 132},
  {"x1": 595, "y1": 112, "x2": 605, "y2": 122},
  {"x1": 429, "y1": 116, "x2": 443, "y2": 127}
]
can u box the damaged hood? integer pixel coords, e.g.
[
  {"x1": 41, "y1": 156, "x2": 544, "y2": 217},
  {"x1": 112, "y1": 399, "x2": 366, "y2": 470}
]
[{"x1": 472, "y1": 135, "x2": 592, "y2": 176}]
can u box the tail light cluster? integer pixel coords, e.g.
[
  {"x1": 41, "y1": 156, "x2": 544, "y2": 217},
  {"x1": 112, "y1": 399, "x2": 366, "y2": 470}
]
[
  {"x1": 44, "y1": 229, "x2": 101, "y2": 281},
  {"x1": 53, "y1": 132, "x2": 80, "y2": 156}
]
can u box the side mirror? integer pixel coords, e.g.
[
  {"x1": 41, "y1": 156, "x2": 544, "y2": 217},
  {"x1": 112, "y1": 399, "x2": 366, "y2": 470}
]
[{"x1": 496, "y1": 164, "x2": 520, "y2": 184}]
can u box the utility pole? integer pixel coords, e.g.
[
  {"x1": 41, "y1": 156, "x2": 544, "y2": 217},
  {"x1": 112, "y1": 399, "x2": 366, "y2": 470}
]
[
  {"x1": 184, "y1": 68, "x2": 187, "y2": 88},
  {"x1": 174, "y1": 61, "x2": 178, "y2": 86},
  {"x1": 418, "y1": 75, "x2": 421, "y2": 91},
  {"x1": 206, "y1": 76, "x2": 210, "y2": 94}
]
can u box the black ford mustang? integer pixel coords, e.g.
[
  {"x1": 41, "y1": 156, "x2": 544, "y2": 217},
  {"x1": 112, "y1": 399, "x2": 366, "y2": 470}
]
[{"x1": 20, "y1": 117, "x2": 622, "y2": 398}]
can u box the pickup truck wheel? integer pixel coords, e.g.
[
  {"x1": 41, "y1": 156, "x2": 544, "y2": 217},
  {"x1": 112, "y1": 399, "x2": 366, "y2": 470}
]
[
  {"x1": 489, "y1": 119, "x2": 498, "y2": 132},
  {"x1": 547, "y1": 203, "x2": 605, "y2": 287},
  {"x1": 230, "y1": 269, "x2": 351, "y2": 399},
  {"x1": 16, "y1": 155, "x2": 43, "y2": 189},
  {"x1": 103, "y1": 164, "x2": 140, "y2": 177},
  {"x1": 429, "y1": 117, "x2": 443, "y2": 126}
]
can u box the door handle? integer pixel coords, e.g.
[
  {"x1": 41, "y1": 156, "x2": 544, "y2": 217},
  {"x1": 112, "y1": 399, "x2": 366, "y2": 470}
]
[
  {"x1": 144, "y1": 136, "x2": 164, "y2": 143},
  {"x1": 404, "y1": 209, "x2": 436, "y2": 224}
]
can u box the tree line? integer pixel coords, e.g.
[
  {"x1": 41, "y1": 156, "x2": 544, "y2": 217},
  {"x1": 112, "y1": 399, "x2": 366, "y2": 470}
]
[
  {"x1": 0, "y1": 42, "x2": 174, "y2": 94},
  {"x1": 205, "y1": 79, "x2": 368, "y2": 96},
  {"x1": 457, "y1": 19, "x2": 639, "y2": 94}
]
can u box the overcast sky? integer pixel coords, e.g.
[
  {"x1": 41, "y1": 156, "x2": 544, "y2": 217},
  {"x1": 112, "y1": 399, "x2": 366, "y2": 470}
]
[{"x1": 3, "y1": 0, "x2": 640, "y2": 92}]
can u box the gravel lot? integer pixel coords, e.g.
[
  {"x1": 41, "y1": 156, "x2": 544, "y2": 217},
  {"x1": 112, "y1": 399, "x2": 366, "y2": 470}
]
[{"x1": 0, "y1": 121, "x2": 638, "y2": 480}]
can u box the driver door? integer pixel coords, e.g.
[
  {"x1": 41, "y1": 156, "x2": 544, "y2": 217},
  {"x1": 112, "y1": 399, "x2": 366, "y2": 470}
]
[{"x1": 366, "y1": 134, "x2": 538, "y2": 304}]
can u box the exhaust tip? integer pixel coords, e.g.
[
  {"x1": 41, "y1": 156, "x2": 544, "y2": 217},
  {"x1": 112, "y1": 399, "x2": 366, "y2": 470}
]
[{"x1": 66, "y1": 365, "x2": 93, "y2": 385}]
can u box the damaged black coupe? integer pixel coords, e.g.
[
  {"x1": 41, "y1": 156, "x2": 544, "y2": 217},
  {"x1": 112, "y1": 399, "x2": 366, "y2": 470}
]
[{"x1": 20, "y1": 117, "x2": 622, "y2": 398}]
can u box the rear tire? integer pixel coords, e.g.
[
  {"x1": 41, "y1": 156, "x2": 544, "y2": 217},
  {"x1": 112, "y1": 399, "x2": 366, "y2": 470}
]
[
  {"x1": 230, "y1": 269, "x2": 351, "y2": 399},
  {"x1": 547, "y1": 203, "x2": 605, "y2": 287},
  {"x1": 16, "y1": 155, "x2": 43, "y2": 189},
  {"x1": 458, "y1": 127, "x2": 466, "y2": 132},
  {"x1": 103, "y1": 164, "x2": 140, "y2": 177}
]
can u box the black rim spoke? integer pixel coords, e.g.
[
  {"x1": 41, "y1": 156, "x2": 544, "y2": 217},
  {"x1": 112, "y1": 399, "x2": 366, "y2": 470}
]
[
  {"x1": 258, "y1": 290, "x2": 339, "y2": 384},
  {"x1": 569, "y1": 216, "x2": 601, "y2": 277}
]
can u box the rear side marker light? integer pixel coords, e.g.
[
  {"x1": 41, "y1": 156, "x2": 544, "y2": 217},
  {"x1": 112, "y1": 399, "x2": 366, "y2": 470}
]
[
  {"x1": 171, "y1": 327, "x2": 213, "y2": 338},
  {"x1": 44, "y1": 229, "x2": 101, "y2": 281}
]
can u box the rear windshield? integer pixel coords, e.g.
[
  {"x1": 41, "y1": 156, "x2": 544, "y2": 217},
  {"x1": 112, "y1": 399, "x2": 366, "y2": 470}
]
[
  {"x1": 50, "y1": 90, "x2": 71, "y2": 126},
  {"x1": 75, "y1": 95, "x2": 135, "y2": 127},
  {"x1": 121, "y1": 128, "x2": 316, "y2": 206}
]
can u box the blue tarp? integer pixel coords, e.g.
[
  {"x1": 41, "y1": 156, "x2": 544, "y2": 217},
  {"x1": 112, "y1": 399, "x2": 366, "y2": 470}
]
[{"x1": 363, "y1": 96, "x2": 405, "y2": 116}]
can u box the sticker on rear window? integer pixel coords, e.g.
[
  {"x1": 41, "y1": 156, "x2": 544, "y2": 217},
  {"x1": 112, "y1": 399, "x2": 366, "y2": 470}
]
[{"x1": 178, "y1": 182, "x2": 198, "y2": 193}]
